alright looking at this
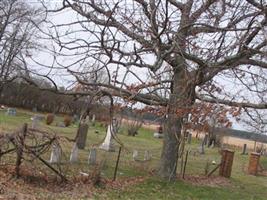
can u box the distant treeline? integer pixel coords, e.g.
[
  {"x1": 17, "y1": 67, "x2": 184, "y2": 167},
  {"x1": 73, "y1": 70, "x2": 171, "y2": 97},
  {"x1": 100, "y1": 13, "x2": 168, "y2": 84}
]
[
  {"x1": 0, "y1": 82, "x2": 87, "y2": 115},
  {"x1": 0, "y1": 81, "x2": 161, "y2": 123}
]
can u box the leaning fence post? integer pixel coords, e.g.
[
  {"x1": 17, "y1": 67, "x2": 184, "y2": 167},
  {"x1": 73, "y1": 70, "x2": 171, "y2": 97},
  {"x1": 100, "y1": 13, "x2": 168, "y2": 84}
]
[
  {"x1": 182, "y1": 150, "x2": 189, "y2": 179},
  {"x1": 113, "y1": 146, "x2": 122, "y2": 181}
]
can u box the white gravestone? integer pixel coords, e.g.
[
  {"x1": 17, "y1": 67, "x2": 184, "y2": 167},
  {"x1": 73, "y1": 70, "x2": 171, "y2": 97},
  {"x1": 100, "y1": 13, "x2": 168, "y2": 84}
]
[
  {"x1": 49, "y1": 144, "x2": 61, "y2": 163},
  {"x1": 133, "y1": 150, "x2": 138, "y2": 161},
  {"x1": 88, "y1": 148, "x2": 96, "y2": 165},
  {"x1": 70, "y1": 143, "x2": 79, "y2": 163},
  {"x1": 91, "y1": 114, "x2": 96, "y2": 126},
  {"x1": 31, "y1": 115, "x2": 40, "y2": 129},
  {"x1": 144, "y1": 150, "x2": 151, "y2": 161},
  {"x1": 99, "y1": 124, "x2": 116, "y2": 152}
]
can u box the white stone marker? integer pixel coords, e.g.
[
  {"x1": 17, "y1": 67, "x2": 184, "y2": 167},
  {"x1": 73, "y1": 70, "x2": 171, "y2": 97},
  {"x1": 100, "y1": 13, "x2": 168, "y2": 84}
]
[
  {"x1": 133, "y1": 150, "x2": 138, "y2": 161},
  {"x1": 88, "y1": 148, "x2": 96, "y2": 165},
  {"x1": 49, "y1": 144, "x2": 61, "y2": 163},
  {"x1": 99, "y1": 124, "x2": 116, "y2": 152},
  {"x1": 144, "y1": 150, "x2": 151, "y2": 161},
  {"x1": 70, "y1": 143, "x2": 79, "y2": 163}
]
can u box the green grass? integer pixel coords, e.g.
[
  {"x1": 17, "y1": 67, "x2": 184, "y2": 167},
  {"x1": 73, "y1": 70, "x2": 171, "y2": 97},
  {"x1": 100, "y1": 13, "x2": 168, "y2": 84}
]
[{"x1": 1, "y1": 109, "x2": 267, "y2": 200}]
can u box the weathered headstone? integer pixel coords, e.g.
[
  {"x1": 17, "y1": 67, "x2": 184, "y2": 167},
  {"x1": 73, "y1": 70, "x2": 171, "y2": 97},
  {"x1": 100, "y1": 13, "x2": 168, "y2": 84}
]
[
  {"x1": 73, "y1": 114, "x2": 79, "y2": 123},
  {"x1": 76, "y1": 123, "x2": 89, "y2": 149},
  {"x1": 188, "y1": 133, "x2": 192, "y2": 144},
  {"x1": 88, "y1": 148, "x2": 96, "y2": 165},
  {"x1": 99, "y1": 124, "x2": 116, "y2": 151},
  {"x1": 57, "y1": 122, "x2": 66, "y2": 128},
  {"x1": 70, "y1": 143, "x2": 79, "y2": 163},
  {"x1": 144, "y1": 150, "x2": 151, "y2": 161},
  {"x1": 133, "y1": 150, "x2": 138, "y2": 160},
  {"x1": 248, "y1": 152, "x2": 260, "y2": 175},
  {"x1": 198, "y1": 136, "x2": 207, "y2": 154},
  {"x1": 219, "y1": 149, "x2": 234, "y2": 178},
  {"x1": 6, "y1": 108, "x2": 16, "y2": 116},
  {"x1": 153, "y1": 132, "x2": 163, "y2": 138},
  {"x1": 153, "y1": 126, "x2": 163, "y2": 138},
  {"x1": 241, "y1": 144, "x2": 247, "y2": 155},
  {"x1": 91, "y1": 114, "x2": 96, "y2": 126},
  {"x1": 31, "y1": 115, "x2": 41, "y2": 129},
  {"x1": 49, "y1": 144, "x2": 61, "y2": 163}
]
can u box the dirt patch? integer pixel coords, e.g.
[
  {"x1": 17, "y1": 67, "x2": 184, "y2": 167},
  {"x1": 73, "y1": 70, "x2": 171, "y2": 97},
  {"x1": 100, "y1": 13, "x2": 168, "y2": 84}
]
[{"x1": 181, "y1": 175, "x2": 232, "y2": 187}]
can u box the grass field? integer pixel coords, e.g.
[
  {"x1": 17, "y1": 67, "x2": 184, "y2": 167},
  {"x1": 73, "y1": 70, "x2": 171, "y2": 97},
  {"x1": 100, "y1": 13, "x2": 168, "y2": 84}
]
[{"x1": 0, "y1": 109, "x2": 267, "y2": 200}]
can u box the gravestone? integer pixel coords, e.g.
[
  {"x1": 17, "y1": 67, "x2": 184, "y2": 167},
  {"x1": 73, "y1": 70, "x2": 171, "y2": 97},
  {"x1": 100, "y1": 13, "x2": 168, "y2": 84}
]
[
  {"x1": 198, "y1": 135, "x2": 207, "y2": 154},
  {"x1": 241, "y1": 144, "x2": 247, "y2": 155},
  {"x1": 99, "y1": 124, "x2": 116, "y2": 152},
  {"x1": 88, "y1": 148, "x2": 96, "y2": 165},
  {"x1": 49, "y1": 144, "x2": 61, "y2": 163},
  {"x1": 153, "y1": 126, "x2": 163, "y2": 138},
  {"x1": 31, "y1": 115, "x2": 41, "y2": 129},
  {"x1": 248, "y1": 152, "x2": 260, "y2": 175},
  {"x1": 76, "y1": 123, "x2": 89, "y2": 149},
  {"x1": 144, "y1": 150, "x2": 151, "y2": 161},
  {"x1": 73, "y1": 114, "x2": 79, "y2": 123},
  {"x1": 188, "y1": 133, "x2": 192, "y2": 144},
  {"x1": 219, "y1": 149, "x2": 234, "y2": 178},
  {"x1": 6, "y1": 108, "x2": 16, "y2": 116},
  {"x1": 91, "y1": 114, "x2": 96, "y2": 126},
  {"x1": 133, "y1": 150, "x2": 138, "y2": 160},
  {"x1": 57, "y1": 122, "x2": 66, "y2": 128},
  {"x1": 70, "y1": 143, "x2": 79, "y2": 163}
]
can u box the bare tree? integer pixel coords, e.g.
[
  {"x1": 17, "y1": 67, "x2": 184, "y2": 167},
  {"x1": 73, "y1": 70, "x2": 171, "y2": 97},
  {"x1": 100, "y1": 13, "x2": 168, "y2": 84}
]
[
  {"x1": 41, "y1": 0, "x2": 267, "y2": 180},
  {"x1": 0, "y1": 0, "x2": 43, "y2": 92}
]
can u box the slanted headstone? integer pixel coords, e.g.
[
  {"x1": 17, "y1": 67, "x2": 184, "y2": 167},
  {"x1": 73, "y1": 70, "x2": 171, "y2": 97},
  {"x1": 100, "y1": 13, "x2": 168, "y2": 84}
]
[
  {"x1": 88, "y1": 148, "x2": 96, "y2": 165},
  {"x1": 144, "y1": 150, "x2": 151, "y2": 161},
  {"x1": 99, "y1": 124, "x2": 116, "y2": 152},
  {"x1": 6, "y1": 108, "x2": 16, "y2": 116},
  {"x1": 133, "y1": 150, "x2": 138, "y2": 160},
  {"x1": 49, "y1": 143, "x2": 61, "y2": 163},
  {"x1": 76, "y1": 123, "x2": 89, "y2": 149},
  {"x1": 70, "y1": 143, "x2": 79, "y2": 163}
]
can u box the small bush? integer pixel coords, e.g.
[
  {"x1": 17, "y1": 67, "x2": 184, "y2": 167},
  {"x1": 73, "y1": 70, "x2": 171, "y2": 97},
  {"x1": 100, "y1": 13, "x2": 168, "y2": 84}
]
[
  {"x1": 63, "y1": 115, "x2": 72, "y2": 127},
  {"x1": 46, "y1": 113, "x2": 54, "y2": 125}
]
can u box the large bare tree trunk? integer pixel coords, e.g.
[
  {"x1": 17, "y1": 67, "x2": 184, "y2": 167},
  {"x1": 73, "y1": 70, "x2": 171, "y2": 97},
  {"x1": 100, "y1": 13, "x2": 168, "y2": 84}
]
[
  {"x1": 158, "y1": 110, "x2": 182, "y2": 180},
  {"x1": 158, "y1": 62, "x2": 194, "y2": 180}
]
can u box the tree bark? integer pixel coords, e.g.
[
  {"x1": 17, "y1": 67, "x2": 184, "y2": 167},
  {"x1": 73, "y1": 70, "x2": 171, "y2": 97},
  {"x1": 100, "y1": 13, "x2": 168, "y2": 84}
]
[
  {"x1": 158, "y1": 110, "x2": 182, "y2": 180},
  {"x1": 158, "y1": 64, "x2": 194, "y2": 180}
]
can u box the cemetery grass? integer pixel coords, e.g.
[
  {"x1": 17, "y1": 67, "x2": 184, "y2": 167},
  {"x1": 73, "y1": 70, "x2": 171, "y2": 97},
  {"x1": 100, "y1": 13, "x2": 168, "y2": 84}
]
[{"x1": 0, "y1": 109, "x2": 267, "y2": 199}]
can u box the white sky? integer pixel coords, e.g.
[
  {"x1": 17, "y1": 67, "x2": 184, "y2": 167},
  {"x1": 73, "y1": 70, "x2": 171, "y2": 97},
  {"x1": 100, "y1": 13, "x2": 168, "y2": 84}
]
[{"x1": 25, "y1": 0, "x2": 267, "y2": 133}]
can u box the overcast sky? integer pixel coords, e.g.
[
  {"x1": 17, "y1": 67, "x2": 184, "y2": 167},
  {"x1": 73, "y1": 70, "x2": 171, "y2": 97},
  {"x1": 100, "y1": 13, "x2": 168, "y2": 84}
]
[{"x1": 25, "y1": 0, "x2": 267, "y2": 133}]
